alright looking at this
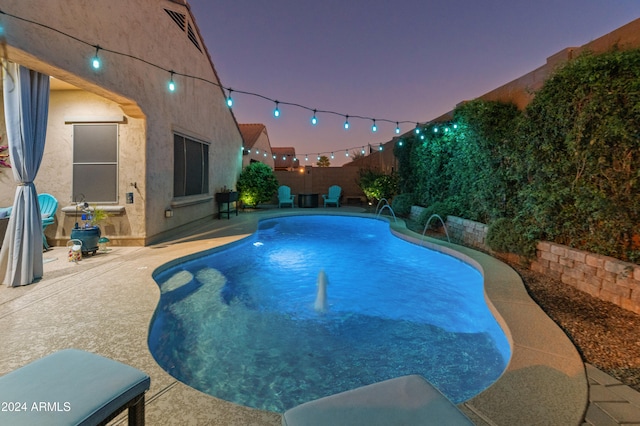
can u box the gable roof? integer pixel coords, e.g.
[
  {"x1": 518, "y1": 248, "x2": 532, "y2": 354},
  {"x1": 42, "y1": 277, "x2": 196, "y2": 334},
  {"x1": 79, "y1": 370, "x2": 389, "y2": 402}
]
[{"x1": 238, "y1": 123, "x2": 268, "y2": 150}]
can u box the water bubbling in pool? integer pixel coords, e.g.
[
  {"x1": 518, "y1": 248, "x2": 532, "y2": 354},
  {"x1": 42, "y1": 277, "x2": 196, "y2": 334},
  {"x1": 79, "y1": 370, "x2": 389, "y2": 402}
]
[{"x1": 314, "y1": 270, "x2": 329, "y2": 313}]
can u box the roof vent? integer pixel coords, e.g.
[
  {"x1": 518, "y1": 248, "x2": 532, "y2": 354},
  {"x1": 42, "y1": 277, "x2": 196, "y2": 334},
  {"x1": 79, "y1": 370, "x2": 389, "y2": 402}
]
[
  {"x1": 187, "y1": 23, "x2": 202, "y2": 52},
  {"x1": 164, "y1": 9, "x2": 186, "y2": 31}
]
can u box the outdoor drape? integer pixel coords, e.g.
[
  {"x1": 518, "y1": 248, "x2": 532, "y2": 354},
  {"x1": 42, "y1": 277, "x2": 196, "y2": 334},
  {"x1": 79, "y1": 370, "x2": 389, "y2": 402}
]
[{"x1": 0, "y1": 62, "x2": 49, "y2": 287}]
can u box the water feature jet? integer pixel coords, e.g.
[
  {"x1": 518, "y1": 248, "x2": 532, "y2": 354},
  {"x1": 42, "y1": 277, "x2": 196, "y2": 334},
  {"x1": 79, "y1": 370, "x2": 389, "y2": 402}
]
[
  {"x1": 421, "y1": 214, "x2": 451, "y2": 245},
  {"x1": 314, "y1": 270, "x2": 329, "y2": 313}
]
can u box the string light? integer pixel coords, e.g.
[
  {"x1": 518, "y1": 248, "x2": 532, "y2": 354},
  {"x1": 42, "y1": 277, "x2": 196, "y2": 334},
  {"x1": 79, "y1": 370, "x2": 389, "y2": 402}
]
[
  {"x1": 345, "y1": 150, "x2": 349, "y2": 157},
  {"x1": 378, "y1": 143, "x2": 383, "y2": 151},
  {"x1": 330, "y1": 152, "x2": 334, "y2": 159},
  {"x1": 92, "y1": 45, "x2": 101, "y2": 70},
  {"x1": 0, "y1": 10, "x2": 430, "y2": 155},
  {"x1": 168, "y1": 71, "x2": 176, "y2": 92},
  {"x1": 371, "y1": 119, "x2": 377, "y2": 133},
  {"x1": 361, "y1": 147, "x2": 365, "y2": 155},
  {"x1": 226, "y1": 89, "x2": 233, "y2": 107}
]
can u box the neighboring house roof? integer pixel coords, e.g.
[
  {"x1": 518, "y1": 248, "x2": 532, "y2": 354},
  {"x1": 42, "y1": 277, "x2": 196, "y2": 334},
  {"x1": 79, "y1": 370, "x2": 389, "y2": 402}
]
[
  {"x1": 238, "y1": 123, "x2": 267, "y2": 150},
  {"x1": 272, "y1": 147, "x2": 299, "y2": 169}
]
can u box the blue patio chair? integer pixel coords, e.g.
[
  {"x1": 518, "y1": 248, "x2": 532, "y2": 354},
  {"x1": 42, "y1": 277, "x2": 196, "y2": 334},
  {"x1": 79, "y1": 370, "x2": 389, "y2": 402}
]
[
  {"x1": 278, "y1": 185, "x2": 295, "y2": 208},
  {"x1": 322, "y1": 185, "x2": 341, "y2": 207},
  {"x1": 38, "y1": 193, "x2": 58, "y2": 250}
]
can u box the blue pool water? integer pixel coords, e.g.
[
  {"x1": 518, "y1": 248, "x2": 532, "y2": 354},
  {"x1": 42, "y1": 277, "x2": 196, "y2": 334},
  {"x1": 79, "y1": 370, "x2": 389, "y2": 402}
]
[{"x1": 149, "y1": 215, "x2": 510, "y2": 412}]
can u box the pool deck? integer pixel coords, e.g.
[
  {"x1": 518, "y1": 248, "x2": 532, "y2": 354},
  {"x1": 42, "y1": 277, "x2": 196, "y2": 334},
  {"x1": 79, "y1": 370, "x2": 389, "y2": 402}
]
[{"x1": 0, "y1": 206, "x2": 638, "y2": 425}]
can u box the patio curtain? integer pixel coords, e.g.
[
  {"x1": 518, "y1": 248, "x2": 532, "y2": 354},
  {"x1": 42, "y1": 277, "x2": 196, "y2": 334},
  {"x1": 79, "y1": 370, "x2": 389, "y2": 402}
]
[{"x1": 0, "y1": 62, "x2": 49, "y2": 287}]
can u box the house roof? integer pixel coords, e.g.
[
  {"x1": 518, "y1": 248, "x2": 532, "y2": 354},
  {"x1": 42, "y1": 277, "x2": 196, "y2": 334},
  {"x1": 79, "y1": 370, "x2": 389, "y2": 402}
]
[
  {"x1": 238, "y1": 123, "x2": 268, "y2": 150},
  {"x1": 272, "y1": 147, "x2": 299, "y2": 169}
]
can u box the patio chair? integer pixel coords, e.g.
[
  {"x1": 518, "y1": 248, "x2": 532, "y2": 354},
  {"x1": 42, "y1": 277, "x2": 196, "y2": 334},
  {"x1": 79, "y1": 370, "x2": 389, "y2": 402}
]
[
  {"x1": 278, "y1": 185, "x2": 295, "y2": 208},
  {"x1": 322, "y1": 185, "x2": 341, "y2": 207},
  {"x1": 38, "y1": 193, "x2": 58, "y2": 249}
]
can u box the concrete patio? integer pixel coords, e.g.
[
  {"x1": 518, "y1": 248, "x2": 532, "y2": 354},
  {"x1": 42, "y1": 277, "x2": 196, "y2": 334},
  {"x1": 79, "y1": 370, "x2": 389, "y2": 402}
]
[{"x1": 0, "y1": 207, "x2": 638, "y2": 425}]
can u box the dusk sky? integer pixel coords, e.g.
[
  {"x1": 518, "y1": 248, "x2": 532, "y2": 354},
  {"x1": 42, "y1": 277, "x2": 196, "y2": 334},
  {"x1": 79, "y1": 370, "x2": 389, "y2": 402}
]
[{"x1": 187, "y1": 1, "x2": 640, "y2": 166}]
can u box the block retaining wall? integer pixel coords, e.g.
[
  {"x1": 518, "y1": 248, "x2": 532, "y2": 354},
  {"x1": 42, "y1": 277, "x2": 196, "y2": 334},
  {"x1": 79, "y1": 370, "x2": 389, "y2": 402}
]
[{"x1": 409, "y1": 206, "x2": 640, "y2": 314}]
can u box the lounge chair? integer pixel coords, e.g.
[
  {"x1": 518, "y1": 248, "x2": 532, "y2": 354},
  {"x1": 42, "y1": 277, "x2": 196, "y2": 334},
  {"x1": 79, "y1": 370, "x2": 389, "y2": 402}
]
[
  {"x1": 38, "y1": 193, "x2": 58, "y2": 249},
  {"x1": 0, "y1": 348, "x2": 150, "y2": 425},
  {"x1": 322, "y1": 185, "x2": 341, "y2": 207},
  {"x1": 278, "y1": 185, "x2": 295, "y2": 208}
]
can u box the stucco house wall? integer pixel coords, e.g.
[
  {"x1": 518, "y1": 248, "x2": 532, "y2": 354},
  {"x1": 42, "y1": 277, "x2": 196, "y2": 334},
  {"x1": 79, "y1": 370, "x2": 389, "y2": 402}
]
[{"x1": 1, "y1": 0, "x2": 243, "y2": 245}]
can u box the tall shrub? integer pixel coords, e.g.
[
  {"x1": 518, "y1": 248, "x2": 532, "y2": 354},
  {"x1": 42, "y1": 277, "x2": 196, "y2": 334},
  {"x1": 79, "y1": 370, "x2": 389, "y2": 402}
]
[
  {"x1": 236, "y1": 162, "x2": 279, "y2": 207},
  {"x1": 516, "y1": 49, "x2": 640, "y2": 261}
]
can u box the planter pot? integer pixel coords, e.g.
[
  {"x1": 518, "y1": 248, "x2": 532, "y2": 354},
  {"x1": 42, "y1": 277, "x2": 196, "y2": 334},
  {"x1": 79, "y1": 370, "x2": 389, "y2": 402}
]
[{"x1": 70, "y1": 226, "x2": 101, "y2": 255}]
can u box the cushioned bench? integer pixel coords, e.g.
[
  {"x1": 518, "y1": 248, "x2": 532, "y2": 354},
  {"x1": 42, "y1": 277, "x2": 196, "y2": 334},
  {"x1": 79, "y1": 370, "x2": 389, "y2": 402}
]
[
  {"x1": 282, "y1": 375, "x2": 473, "y2": 426},
  {"x1": 0, "y1": 349, "x2": 150, "y2": 426}
]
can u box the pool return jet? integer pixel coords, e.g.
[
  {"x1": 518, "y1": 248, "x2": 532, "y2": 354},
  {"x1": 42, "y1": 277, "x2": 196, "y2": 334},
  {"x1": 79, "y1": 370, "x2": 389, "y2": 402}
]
[{"x1": 314, "y1": 270, "x2": 329, "y2": 313}]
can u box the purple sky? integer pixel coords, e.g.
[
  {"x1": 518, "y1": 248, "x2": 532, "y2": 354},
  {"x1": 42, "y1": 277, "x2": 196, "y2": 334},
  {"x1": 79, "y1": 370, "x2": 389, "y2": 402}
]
[{"x1": 187, "y1": 0, "x2": 640, "y2": 166}]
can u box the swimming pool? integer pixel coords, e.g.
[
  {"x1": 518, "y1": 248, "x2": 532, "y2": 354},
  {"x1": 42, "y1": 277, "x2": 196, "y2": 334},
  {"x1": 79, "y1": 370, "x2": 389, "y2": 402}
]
[{"x1": 149, "y1": 215, "x2": 510, "y2": 412}]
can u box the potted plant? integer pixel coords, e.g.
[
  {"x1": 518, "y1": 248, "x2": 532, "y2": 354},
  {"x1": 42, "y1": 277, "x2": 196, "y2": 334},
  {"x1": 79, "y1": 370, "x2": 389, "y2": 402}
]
[{"x1": 70, "y1": 205, "x2": 109, "y2": 255}]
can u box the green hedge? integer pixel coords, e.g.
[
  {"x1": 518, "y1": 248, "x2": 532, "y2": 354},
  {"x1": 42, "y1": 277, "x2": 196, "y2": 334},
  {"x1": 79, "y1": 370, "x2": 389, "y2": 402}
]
[{"x1": 395, "y1": 48, "x2": 640, "y2": 262}]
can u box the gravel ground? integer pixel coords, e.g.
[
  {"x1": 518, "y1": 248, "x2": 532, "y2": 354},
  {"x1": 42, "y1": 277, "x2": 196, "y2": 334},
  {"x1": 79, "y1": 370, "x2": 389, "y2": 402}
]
[
  {"x1": 512, "y1": 263, "x2": 640, "y2": 392},
  {"x1": 405, "y1": 220, "x2": 640, "y2": 392}
]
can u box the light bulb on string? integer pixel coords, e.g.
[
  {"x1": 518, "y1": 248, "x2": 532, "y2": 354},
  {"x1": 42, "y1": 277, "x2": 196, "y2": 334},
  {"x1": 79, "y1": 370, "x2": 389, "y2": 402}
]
[
  {"x1": 311, "y1": 110, "x2": 318, "y2": 125},
  {"x1": 378, "y1": 143, "x2": 383, "y2": 151},
  {"x1": 305, "y1": 155, "x2": 309, "y2": 162},
  {"x1": 415, "y1": 123, "x2": 420, "y2": 134},
  {"x1": 345, "y1": 150, "x2": 349, "y2": 157},
  {"x1": 371, "y1": 119, "x2": 377, "y2": 133},
  {"x1": 434, "y1": 127, "x2": 439, "y2": 133},
  {"x1": 317, "y1": 154, "x2": 321, "y2": 161},
  {"x1": 226, "y1": 89, "x2": 233, "y2": 107},
  {"x1": 282, "y1": 156, "x2": 286, "y2": 161},
  {"x1": 330, "y1": 152, "x2": 334, "y2": 159},
  {"x1": 273, "y1": 101, "x2": 280, "y2": 118},
  {"x1": 273, "y1": 154, "x2": 276, "y2": 159},
  {"x1": 395, "y1": 122, "x2": 401, "y2": 134},
  {"x1": 168, "y1": 71, "x2": 176, "y2": 92},
  {"x1": 91, "y1": 45, "x2": 101, "y2": 70},
  {"x1": 398, "y1": 139, "x2": 404, "y2": 146},
  {"x1": 344, "y1": 115, "x2": 350, "y2": 130}
]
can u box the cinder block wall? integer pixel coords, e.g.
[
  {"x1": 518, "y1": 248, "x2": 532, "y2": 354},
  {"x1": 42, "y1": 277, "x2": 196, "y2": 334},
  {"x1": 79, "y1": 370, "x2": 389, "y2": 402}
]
[{"x1": 274, "y1": 167, "x2": 366, "y2": 204}]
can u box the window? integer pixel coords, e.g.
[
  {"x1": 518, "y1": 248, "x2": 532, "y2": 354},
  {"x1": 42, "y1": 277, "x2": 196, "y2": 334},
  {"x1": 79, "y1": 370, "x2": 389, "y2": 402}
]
[
  {"x1": 173, "y1": 134, "x2": 209, "y2": 197},
  {"x1": 73, "y1": 124, "x2": 118, "y2": 202}
]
